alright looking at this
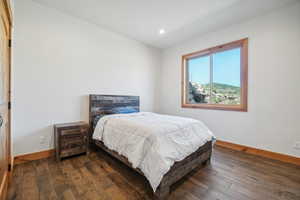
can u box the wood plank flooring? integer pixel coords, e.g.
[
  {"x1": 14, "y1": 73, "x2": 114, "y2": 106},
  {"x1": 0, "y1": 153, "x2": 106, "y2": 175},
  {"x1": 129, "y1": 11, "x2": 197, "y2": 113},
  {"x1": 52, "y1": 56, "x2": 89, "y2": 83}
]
[{"x1": 8, "y1": 146, "x2": 300, "y2": 200}]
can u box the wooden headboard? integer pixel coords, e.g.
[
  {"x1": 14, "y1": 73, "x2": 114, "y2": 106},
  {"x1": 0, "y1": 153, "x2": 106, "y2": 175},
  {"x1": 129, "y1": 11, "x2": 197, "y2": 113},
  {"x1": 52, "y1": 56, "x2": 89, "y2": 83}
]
[{"x1": 89, "y1": 94, "x2": 140, "y2": 129}]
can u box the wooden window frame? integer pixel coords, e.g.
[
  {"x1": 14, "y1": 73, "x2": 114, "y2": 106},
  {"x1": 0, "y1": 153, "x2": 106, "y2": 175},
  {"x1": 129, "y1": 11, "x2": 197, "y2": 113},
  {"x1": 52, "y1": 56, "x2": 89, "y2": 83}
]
[{"x1": 181, "y1": 38, "x2": 248, "y2": 112}]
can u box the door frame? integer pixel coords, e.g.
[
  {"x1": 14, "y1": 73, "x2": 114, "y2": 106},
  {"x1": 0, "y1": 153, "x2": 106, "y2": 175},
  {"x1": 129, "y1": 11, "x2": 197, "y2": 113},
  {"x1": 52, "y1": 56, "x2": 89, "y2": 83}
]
[
  {"x1": 3, "y1": 0, "x2": 12, "y2": 169},
  {"x1": 0, "y1": 0, "x2": 12, "y2": 199}
]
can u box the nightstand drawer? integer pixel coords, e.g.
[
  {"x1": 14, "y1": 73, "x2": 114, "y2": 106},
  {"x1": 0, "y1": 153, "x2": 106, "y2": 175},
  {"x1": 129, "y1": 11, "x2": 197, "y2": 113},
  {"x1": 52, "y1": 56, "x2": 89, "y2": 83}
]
[
  {"x1": 60, "y1": 132, "x2": 84, "y2": 140},
  {"x1": 60, "y1": 147, "x2": 86, "y2": 158},
  {"x1": 60, "y1": 137, "x2": 87, "y2": 149},
  {"x1": 60, "y1": 128, "x2": 86, "y2": 136}
]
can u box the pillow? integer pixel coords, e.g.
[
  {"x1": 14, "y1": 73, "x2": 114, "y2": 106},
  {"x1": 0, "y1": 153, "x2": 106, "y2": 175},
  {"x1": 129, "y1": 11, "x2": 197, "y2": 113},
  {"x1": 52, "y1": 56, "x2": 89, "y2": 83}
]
[{"x1": 112, "y1": 107, "x2": 137, "y2": 114}]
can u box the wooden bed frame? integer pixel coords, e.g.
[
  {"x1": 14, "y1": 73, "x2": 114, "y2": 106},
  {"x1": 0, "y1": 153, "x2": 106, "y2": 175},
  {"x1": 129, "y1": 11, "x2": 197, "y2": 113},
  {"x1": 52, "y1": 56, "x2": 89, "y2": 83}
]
[{"x1": 89, "y1": 94, "x2": 212, "y2": 199}]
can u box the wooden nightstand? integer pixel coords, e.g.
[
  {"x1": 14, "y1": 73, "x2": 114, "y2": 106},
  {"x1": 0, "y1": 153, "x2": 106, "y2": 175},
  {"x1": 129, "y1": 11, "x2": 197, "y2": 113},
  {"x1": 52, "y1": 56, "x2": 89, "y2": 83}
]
[{"x1": 54, "y1": 121, "x2": 90, "y2": 161}]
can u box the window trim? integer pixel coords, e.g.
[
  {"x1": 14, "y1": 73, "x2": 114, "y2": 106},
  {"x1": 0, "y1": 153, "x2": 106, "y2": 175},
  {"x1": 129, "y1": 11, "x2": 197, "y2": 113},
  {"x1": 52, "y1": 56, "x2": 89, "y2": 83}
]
[{"x1": 181, "y1": 38, "x2": 248, "y2": 112}]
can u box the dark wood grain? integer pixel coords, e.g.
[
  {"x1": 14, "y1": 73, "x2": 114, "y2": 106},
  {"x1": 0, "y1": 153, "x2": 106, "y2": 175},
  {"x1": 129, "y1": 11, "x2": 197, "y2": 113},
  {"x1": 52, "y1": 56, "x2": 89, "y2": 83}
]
[
  {"x1": 54, "y1": 122, "x2": 89, "y2": 161},
  {"x1": 89, "y1": 94, "x2": 139, "y2": 129},
  {"x1": 7, "y1": 146, "x2": 300, "y2": 200},
  {"x1": 89, "y1": 94, "x2": 212, "y2": 199}
]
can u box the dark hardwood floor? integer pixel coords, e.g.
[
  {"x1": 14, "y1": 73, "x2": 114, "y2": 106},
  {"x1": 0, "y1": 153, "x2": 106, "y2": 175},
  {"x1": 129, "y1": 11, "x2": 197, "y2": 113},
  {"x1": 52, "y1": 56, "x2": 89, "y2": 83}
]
[{"x1": 8, "y1": 146, "x2": 300, "y2": 200}]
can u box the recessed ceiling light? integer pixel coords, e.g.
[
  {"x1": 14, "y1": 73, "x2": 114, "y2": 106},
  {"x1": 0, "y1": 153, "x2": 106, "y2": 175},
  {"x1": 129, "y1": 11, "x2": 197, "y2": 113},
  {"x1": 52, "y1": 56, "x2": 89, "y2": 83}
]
[{"x1": 159, "y1": 29, "x2": 166, "y2": 35}]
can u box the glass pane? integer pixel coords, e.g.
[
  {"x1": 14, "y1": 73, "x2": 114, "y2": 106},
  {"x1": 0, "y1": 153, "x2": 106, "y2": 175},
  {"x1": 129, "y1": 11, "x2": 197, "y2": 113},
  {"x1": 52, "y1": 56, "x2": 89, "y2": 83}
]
[
  {"x1": 212, "y1": 48, "x2": 241, "y2": 105},
  {"x1": 187, "y1": 55, "x2": 210, "y2": 104}
]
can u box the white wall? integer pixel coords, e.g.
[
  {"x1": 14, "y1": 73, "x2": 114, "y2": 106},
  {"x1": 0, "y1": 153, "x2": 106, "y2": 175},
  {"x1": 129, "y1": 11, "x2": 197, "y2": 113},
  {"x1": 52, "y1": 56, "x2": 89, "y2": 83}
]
[
  {"x1": 12, "y1": 0, "x2": 161, "y2": 156},
  {"x1": 13, "y1": 0, "x2": 300, "y2": 158},
  {"x1": 159, "y1": 2, "x2": 300, "y2": 157}
]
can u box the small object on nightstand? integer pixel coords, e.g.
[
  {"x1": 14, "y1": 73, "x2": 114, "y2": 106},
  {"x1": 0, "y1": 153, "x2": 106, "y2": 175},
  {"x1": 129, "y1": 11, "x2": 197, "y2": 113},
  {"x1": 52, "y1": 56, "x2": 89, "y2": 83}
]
[{"x1": 54, "y1": 121, "x2": 90, "y2": 161}]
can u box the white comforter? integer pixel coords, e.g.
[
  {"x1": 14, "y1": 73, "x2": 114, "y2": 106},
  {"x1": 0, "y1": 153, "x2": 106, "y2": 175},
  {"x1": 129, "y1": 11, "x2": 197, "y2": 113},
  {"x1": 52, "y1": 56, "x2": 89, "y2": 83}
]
[{"x1": 93, "y1": 112, "x2": 214, "y2": 191}]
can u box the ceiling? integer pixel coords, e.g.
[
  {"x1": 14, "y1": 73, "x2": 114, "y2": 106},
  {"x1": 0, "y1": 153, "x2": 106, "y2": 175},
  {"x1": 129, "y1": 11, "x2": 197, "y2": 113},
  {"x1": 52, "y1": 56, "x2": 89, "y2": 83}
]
[{"x1": 33, "y1": 0, "x2": 297, "y2": 49}]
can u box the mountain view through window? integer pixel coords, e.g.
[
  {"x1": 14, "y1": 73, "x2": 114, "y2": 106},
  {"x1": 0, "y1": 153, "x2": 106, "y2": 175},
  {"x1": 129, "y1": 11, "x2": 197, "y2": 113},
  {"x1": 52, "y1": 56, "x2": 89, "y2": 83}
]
[{"x1": 187, "y1": 47, "x2": 241, "y2": 105}]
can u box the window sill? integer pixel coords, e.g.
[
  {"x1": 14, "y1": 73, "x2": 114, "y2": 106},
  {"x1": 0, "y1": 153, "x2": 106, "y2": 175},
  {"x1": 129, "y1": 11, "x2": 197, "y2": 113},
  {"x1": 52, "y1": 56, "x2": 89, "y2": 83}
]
[{"x1": 181, "y1": 103, "x2": 247, "y2": 112}]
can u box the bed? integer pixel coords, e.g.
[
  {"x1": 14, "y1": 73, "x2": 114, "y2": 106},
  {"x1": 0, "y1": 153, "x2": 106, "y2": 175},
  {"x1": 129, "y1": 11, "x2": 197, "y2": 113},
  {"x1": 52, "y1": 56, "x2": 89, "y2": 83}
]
[{"x1": 89, "y1": 94, "x2": 214, "y2": 199}]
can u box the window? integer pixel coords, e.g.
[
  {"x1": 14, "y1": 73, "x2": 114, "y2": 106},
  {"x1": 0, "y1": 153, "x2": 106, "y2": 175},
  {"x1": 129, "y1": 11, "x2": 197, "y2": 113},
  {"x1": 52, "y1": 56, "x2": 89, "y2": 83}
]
[{"x1": 182, "y1": 38, "x2": 248, "y2": 111}]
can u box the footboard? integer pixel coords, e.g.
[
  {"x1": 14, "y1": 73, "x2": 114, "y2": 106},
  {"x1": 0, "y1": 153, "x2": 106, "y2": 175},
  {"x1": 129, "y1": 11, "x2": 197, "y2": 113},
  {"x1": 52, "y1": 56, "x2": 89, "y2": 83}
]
[
  {"x1": 94, "y1": 140, "x2": 212, "y2": 199},
  {"x1": 154, "y1": 141, "x2": 212, "y2": 199}
]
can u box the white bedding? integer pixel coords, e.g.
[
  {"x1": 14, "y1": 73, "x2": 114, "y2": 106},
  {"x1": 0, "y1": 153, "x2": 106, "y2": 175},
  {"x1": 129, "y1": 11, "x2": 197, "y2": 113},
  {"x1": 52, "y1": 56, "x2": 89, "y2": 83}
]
[{"x1": 93, "y1": 112, "x2": 215, "y2": 191}]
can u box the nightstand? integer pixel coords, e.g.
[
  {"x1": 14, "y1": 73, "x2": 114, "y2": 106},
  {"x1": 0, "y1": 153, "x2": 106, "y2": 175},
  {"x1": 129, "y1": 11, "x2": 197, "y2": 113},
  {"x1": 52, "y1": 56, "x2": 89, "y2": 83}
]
[{"x1": 54, "y1": 121, "x2": 90, "y2": 161}]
